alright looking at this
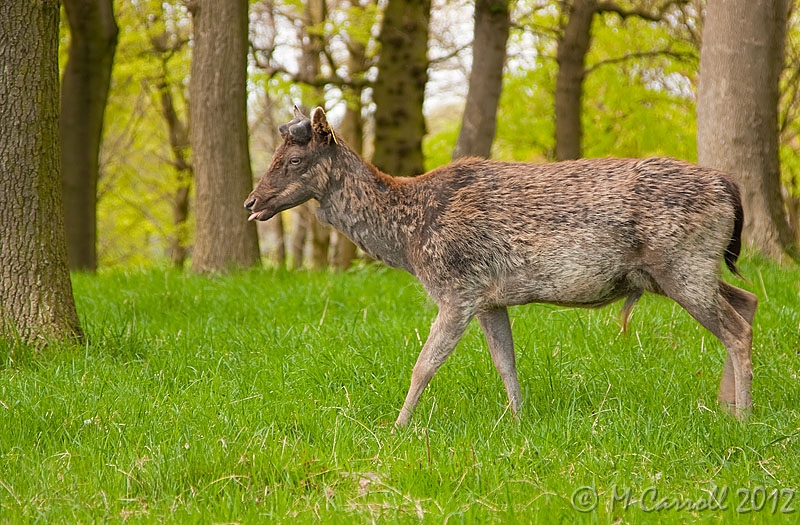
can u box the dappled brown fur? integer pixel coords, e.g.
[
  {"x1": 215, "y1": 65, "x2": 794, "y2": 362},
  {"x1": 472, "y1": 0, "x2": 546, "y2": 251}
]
[{"x1": 245, "y1": 106, "x2": 756, "y2": 427}]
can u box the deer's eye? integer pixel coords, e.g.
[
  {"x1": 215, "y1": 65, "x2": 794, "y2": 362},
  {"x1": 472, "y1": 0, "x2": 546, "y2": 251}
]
[{"x1": 289, "y1": 157, "x2": 301, "y2": 166}]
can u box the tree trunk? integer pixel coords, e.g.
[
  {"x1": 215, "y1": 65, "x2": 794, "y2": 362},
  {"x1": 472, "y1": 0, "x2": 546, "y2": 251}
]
[
  {"x1": 171, "y1": 182, "x2": 191, "y2": 267},
  {"x1": 155, "y1": 76, "x2": 193, "y2": 269},
  {"x1": 60, "y1": 0, "x2": 118, "y2": 272},
  {"x1": 150, "y1": 22, "x2": 193, "y2": 269},
  {"x1": 331, "y1": 91, "x2": 365, "y2": 270},
  {"x1": 289, "y1": 205, "x2": 311, "y2": 270},
  {"x1": 372, "y1": 0, "x2": 431, "y2": 176},
  {"x1": 309, "y1": 215, "x2": 331, "y2": 270},
  {"x1": 697, "y1": 0, "x2": 799, "y2": 261},
  {"x1": 189, "y1": 0, "x2": 260, "y2": 272},
  {"x1": 555, "y1": 0, "x2": 596, "y2": 161},
  {"x1": 301, "y1": 0, "x2": 331, "y2": 270},
  {"x1": 452, "y1": 0, "x2": 511, "y2": 160},
  {"x1": 264, "y1": 214, "x2": 287, "y2": 268},
  {"x1": 1, "y1": 0, "x2": 83, "y2": 344}
]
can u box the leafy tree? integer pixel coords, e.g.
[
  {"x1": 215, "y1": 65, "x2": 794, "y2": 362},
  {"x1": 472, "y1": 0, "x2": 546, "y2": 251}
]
[
  {"x1": 780, "y1": 3, "x2": 800, "y2": 248},
  {"x1": 291, "y1": 0, "x2": 330, "y2": 270},
  {"x1": 553, "y1": 0, "x2": 692, "y2": 160},
  {"x1": 249, "y1": 0, "x2": 377, "y2": 270},
  {"x1": 428, "y1": 1, "x2": 699, "y2": 165},
  {"x1": 1, "y1": 0, "x2": 82, "y2": 344},
  {"x1": 147, "y1": 4, "x2": 193, "y2": 268},
  {"x1": 583, "y1": 6, "x2": 698, "y2": 159},
  {"x1": 96, "y1": 0, "x2": 194, "y2": 267}
]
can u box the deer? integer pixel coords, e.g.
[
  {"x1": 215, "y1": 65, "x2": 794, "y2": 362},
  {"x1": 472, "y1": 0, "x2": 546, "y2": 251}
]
[{"x1": 244, "y1": 106, "x2": 757, "y2": 428}]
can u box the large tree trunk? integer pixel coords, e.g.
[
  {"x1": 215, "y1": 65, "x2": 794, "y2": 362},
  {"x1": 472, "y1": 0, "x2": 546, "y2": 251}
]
[
  {"x1": 60, "y1": 0, "x2": 118, "y2": 272},
  {"x1": 189, "y1": 0, "x2": 260, "y2": 272},
  {"x1": 1, "y1": 0, "x2": 83, "y2": 344},
  {"x1": 372, "y1": 0, "x2": 431, "y2": 176},
  {"x1": 554, "y1": 0, "x2": 596, "y2": 161},
  {"x1": 697, "y1": 0, "x2": 799, "y2": 261},
  {"x1": 452, "y1": 0, "x2": 511, "y2": 160}
]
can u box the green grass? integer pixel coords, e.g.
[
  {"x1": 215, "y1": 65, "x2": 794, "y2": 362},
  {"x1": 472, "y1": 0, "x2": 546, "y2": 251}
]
[{"x1": 1, "y1": 257, "x2": 799, "y2": 523}]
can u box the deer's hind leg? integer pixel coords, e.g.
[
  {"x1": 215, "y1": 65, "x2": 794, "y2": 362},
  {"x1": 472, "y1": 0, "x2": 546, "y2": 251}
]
[
  {"x1": 477, "y1": 307, "x2": 522, "y2": 417},
  {"x1": 655, "y1": 273, "x2": 753, "y2": 419},
  {"x1": 717, "y1": 281, "x2": 758, "y2": 407}
]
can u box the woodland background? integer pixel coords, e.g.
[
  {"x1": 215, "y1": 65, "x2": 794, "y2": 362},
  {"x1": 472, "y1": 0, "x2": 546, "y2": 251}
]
[
  {"x1": 58, "y1": 0, "x2": 800, "y2": 269},
  {"x1": 1, "y1": 0, "x2": 800, "y2": 343},
  {"x1": 2, "y1": 3, "x2": 799, "y2": 520}
]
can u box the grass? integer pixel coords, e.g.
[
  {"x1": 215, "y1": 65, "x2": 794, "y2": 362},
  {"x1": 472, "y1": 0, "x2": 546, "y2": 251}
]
[{"x1": 1, "y1": 257, "x2": 799, "y2": 523}]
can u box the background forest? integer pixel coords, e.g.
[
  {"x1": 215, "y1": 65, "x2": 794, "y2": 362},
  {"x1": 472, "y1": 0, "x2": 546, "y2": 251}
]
[
  {"x1": 63, "y1": 0, "x2": 800, "y2": 271},
  {"x1": 3, "y1": 1, "x2": 800, "y2": 521}
]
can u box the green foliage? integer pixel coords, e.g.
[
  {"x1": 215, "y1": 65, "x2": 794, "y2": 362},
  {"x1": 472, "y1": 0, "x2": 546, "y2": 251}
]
[
  {"x1": 423, "y1": 3, "x2": 699, "y2": 166},
  {"x1": 780, "y1": 6, "x2": 800, "y2": 202},
  {"x1": 98, "y1": 0, "x2": 194, "y2": 267},
  {"x1": 494, "y1": 65, "x2": 558, "y2": 161},
  {"x1": 583, "y1": 11, "x2": 698, "y2": 160},
  {"x1": 1, "y1": 259, "x2": 799, "y2": 521},
  {"x1": 423, "y1": 119, "x2": 459, "y2": 170},
  {"x1": 76, "y1": 1, "x2": 798, "y2": 267}
]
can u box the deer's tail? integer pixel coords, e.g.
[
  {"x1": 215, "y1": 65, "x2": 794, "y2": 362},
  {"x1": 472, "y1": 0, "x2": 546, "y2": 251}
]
[
  {"x1": 620, "y1": 289, "x2": 643, "y2": 333},
  {"x1": 721, "y1": 176, "x2": 745, "y2": 279}
]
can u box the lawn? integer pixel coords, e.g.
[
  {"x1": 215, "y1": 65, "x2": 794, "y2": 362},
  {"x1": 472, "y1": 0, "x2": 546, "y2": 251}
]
[{"x1": 1, "y1": 257, "x2": 799, "y2": 523}]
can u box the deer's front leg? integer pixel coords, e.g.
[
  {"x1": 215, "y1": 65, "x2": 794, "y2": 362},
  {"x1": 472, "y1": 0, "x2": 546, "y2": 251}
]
[
  {"x1": 477, "y1": 307, "x2": 522, "y2": 417},
  {"x1": 395, "y1": 306, "x2": 473, "y2": 427}
]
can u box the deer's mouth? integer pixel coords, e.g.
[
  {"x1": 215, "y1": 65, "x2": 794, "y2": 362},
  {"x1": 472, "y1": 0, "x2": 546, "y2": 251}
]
[
  {"x1": 248, "y1": 208, "x2": 275, "y2": 222},
  {"x1": 246, "y1": 195, "x2": 277, "y2": 222}
]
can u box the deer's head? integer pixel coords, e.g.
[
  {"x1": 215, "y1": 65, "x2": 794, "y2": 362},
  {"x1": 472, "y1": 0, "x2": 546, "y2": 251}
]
[{"x1": 244, "y1": 106, "x2": 337, "y2": 222}]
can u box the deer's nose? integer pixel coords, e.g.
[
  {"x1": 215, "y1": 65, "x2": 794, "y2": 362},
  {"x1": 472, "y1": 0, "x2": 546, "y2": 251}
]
[{"x1": 244, "y1": 197, "x2": 256, "y2": 210}]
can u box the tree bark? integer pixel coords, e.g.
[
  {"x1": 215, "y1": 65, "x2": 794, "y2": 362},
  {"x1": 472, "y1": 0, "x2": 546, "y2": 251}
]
[
  {"x1": 1, "y1": 0, "x2": 83, "y2": 344},
  {"x1": 452, "y1": 0, "x2": 511, "y2": 160},
  {"x1": 697, "y1": 0, "x2": 799, "y2": 261},
  {"x1": 372, "y1": 0, "x2": 431, "y2": 176},
  {"x1": 60, "y1": 0, "x2": 118, "y2": 272},
  {"x1": 189, "y1": 0, "x2": 260, "y2": 272},
  {"x1": 554, "y1": 0, "x2": 596, "y2": 161}
]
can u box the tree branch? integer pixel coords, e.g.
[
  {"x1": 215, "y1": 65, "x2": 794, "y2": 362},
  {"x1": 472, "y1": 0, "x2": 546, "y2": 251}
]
[
  {"x1": 429, "y1": 42, "x2": 472, "y2": 65},
  {"x1": 585, "y1": 48, "x2": 696, "y2": 75},
  {"x1": 596, "y1": 0, "x2": 690, "y2": 22}
]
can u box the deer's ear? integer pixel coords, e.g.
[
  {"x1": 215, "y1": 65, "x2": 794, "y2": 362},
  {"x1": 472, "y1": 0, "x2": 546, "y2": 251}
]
[
  {"x1": 311, "y1": 106, "x2": 337, "y2": 145},
  {"x1": 293, "y1": 105, "x2": 305, "y2": 120}
]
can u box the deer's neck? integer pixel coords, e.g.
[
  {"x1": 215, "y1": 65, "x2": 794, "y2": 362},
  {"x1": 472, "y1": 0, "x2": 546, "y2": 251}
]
[{"x1": 316, "y1": 148, "x2": 421, "y2": 273}]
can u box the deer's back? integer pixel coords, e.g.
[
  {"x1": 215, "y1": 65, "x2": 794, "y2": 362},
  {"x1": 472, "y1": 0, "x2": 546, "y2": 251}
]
[{"x1": 405, "y1": 157, "x2": 739, "y2": 307}]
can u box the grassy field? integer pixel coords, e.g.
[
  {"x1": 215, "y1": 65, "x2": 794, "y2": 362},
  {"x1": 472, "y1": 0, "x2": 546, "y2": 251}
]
[{"x1": 1, "y1": 257, "x2": 799, "y2": 523}]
